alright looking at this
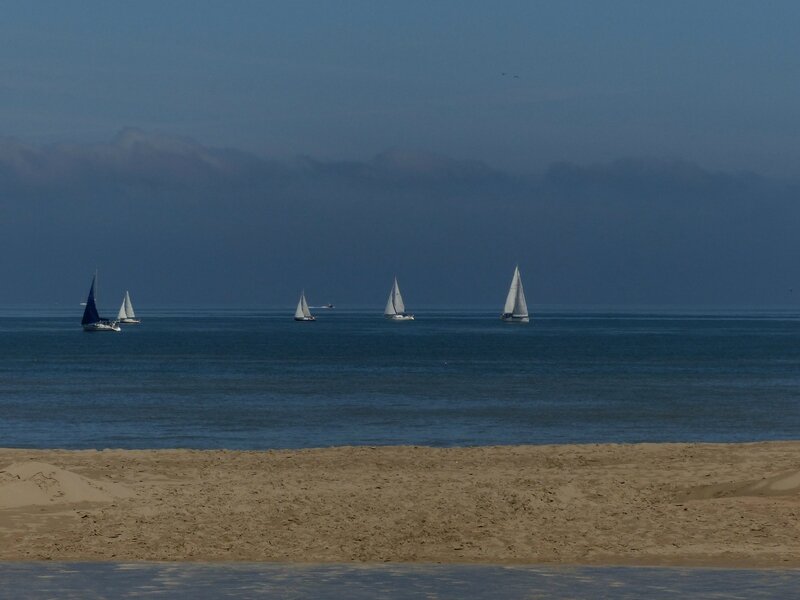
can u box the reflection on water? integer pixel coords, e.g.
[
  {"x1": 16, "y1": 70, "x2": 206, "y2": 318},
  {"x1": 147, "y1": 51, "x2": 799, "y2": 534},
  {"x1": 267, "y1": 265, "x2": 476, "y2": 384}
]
[{"x1": 0, "y1": 562, "x2": 797, "y2": 599}]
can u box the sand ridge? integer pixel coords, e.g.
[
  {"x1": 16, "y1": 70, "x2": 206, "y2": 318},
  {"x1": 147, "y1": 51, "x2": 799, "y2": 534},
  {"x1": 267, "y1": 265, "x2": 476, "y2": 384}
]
[
  {"x1": 1, "y1": 443, "x2": 800, "y2": 566},
  {"x1": 679, "y1": 468, "x2": 800, "y2": 500},
  {"x1": 0, "y1": 461, "x2": 133, "y2": 509}
]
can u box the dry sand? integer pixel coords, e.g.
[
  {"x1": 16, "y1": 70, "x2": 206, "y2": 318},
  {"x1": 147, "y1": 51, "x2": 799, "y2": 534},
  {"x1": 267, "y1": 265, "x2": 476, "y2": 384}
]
[{"x1": 2, "y1": 443, "x2": 800, "y2": 566}]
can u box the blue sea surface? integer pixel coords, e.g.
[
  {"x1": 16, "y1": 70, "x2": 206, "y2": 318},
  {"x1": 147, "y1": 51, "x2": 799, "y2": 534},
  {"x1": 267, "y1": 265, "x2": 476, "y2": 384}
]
[
  {"x1": 1, "y1": 307, "x2": 799, "y2": 449},
  {"x1": 1, "y1": 562, "x2": 798, "y2": 599}
]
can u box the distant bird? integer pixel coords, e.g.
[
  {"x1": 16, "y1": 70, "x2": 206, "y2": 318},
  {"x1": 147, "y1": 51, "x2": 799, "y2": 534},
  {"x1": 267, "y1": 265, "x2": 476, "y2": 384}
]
[
  {"x1": 513, "y1": 74, "x2": 519, "y2": 79},
  {"x1": 501, "y1": 72, "x2": 507, "y2": 76}
]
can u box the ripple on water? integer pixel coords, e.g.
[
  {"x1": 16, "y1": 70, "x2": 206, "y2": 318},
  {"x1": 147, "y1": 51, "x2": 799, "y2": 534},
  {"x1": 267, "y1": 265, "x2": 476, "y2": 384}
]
[{"x1": 0, "y1": 563, "x2": 798, "y2": 599}]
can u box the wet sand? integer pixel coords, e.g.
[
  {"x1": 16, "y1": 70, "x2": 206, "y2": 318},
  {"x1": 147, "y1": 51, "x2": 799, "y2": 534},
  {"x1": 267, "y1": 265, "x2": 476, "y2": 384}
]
[{"x1": 2, "y1": 443, "x2": 800, "y2": 566}]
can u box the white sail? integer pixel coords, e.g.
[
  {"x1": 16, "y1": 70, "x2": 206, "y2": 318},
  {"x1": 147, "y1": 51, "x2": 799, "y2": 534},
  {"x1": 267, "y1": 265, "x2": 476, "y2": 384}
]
[
  {"x1": 384, "y1": 284, "x2": 397, "y2": 316},
  {"x1": 513, "y1": 278, "x2": 528, "y2": 316},
  {"x1": 392, "y1": 278, "x2": 406, "y2": 314},
  {"x1": 385, "y1": 278, "x2": 407, "y2": 316},
  {"x1": 504, "y1": 266, "x2": 528, "y2": 317},
  {"x1": 504, "y1": 267, "x2": 520, "y2": 314},
  {"x1": 117, "y1": 298, "x2": 127, "y2": 321},
  {"x1": 124, "y1": 291, "x2": 135, "y2": 318},
  {"x1": 295, "y1": 291, "x2": 313, "y2": 319}
]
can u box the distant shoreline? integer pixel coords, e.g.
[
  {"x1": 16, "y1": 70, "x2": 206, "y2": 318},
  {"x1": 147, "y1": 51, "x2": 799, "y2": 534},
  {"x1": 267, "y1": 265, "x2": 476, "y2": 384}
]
[{"x1": 2, "y1": 442, "x2": 800, "y2": 567}]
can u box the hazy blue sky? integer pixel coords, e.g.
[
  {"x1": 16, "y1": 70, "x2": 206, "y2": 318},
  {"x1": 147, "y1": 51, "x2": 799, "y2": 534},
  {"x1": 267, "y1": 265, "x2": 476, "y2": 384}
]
[
  {"x1": 4, "y1": 1, "x2": 800, "y2": 174},
  {"x1": 1, "y1": 2, "x2": 799, "y2": 308}
]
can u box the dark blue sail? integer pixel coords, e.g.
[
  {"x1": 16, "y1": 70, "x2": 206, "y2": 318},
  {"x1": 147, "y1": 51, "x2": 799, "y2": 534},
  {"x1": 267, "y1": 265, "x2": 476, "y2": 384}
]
[{"x1": 81, "y1": 275, "x2": 101, "y2": 325}]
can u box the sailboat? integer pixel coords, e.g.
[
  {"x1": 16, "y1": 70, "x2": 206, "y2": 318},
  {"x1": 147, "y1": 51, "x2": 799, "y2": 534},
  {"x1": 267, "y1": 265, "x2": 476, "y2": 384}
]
[
  {"x1": 117, "y1": 291, "x2": 140, "y2": 324},
  {"x1": 294, "y1": 291, "x2": 316, "y2": 321},
  {"x1": 501, "y1": 265, "x2": 530, "y2": 323},
  {"x1": 384, "y1": 277, "x2": 414, "y2": 321},
  {"x1": 81, "y1": 272, "x2": 121, "y2": 332}
]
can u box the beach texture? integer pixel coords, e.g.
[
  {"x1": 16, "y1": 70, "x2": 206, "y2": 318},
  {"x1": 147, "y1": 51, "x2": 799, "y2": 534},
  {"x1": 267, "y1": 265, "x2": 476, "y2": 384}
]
[{"x1": 2, "y1": 443, "x2": 800, "y2": 566}]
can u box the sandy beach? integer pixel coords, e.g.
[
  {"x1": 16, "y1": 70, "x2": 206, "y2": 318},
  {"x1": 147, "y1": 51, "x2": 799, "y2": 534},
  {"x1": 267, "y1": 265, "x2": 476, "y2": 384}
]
[{"x1": 2, "y1": 443, "x2": 800, "y2": 566}]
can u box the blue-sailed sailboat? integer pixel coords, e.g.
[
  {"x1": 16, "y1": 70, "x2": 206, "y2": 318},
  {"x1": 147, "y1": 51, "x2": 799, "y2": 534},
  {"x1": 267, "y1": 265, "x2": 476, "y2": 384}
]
[{"x1": 82, "y1": 272, "x2": 121, "y2": 332}]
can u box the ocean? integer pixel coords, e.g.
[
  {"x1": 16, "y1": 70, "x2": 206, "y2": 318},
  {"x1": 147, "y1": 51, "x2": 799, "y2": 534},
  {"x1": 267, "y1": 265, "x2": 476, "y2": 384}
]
[
  {"x1": 2, "y1": 563, "x2": 799, "y2": 599},
  {"x1": 1, "y1": 307, "x2": 799, "y2": 450}
]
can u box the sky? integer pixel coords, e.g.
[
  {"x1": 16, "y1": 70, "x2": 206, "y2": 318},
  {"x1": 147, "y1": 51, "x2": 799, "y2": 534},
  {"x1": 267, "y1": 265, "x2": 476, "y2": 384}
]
[{"x1": 1, "y1": 2, "x2": 799, "y2": 308}]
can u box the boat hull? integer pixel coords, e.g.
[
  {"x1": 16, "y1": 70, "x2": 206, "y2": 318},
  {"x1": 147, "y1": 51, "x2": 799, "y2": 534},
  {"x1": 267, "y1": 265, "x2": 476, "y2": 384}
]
[
  {"x1": 501, "y1": 313, "x2": 529, "y2": 323},
  {"x1": 294, "y1": 316, "x2": 316, "y2": 322},
  {"x1": 119, "y1": 318, "x2": 141, "y2": 324},
  {"x1": 83, "y1": 321, "x2": 121, "y2": 332},
  {"x1": 386, "y1": 314, "x2": 415, "y2": 321}
]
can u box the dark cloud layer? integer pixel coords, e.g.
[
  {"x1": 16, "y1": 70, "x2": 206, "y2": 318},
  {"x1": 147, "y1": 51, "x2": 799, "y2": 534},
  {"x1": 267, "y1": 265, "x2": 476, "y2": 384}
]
[{"x1": 0, "y1": 130, "x2": 797, "y2": 309}]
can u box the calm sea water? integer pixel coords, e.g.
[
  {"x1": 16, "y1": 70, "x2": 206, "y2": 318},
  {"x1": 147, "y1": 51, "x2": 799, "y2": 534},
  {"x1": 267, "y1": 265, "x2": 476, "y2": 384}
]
[
  {"x1": 1, "y1": 307, "x2": 799, "y2": 449},
  {"x1": 1, "y1": 563, "x2": 798, "y2": 599}
]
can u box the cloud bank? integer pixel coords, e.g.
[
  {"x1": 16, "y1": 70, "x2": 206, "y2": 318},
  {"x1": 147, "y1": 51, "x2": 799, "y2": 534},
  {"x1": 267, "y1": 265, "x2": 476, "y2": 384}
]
[{"x1": 0, "y1": 129, "x2": 797, "y2": 309}]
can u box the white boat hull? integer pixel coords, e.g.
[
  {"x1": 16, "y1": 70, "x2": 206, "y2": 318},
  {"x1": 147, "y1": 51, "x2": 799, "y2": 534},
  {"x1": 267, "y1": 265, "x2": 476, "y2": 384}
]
[
  {"x1": 83, "y1": 321, "x2": 121, "y2": 332},
  {"x1": 294, "y1": 316, "x2": 316, "y2": 322},
  {"x1": 386, "y1": 314, "x2": 415, "y2": 321},
  {"x1": 119, "y1": 318, "x2": 141, "y2": 324},
  {"x1": 501, "y1": 313, "x2": 529, "y2": 323}
]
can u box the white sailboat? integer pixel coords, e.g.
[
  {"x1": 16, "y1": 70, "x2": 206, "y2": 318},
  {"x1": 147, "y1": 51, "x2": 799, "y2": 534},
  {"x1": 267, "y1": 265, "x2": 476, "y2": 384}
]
[
  {"x1": 117, "y1": 291, "x2": 140, "y2": 324},
  {"x1": 294, "y1": 291, "x2": 316, "y2": 321},
  {"x1": 501, "y1": 265, "x2": 530, "y2": 323},
  {"x1": 81, "y1": 272, "x2": 121, "y2": 332},
  {"x1": 384, "y1": 277, "x2": 414, "y2": 321}
]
